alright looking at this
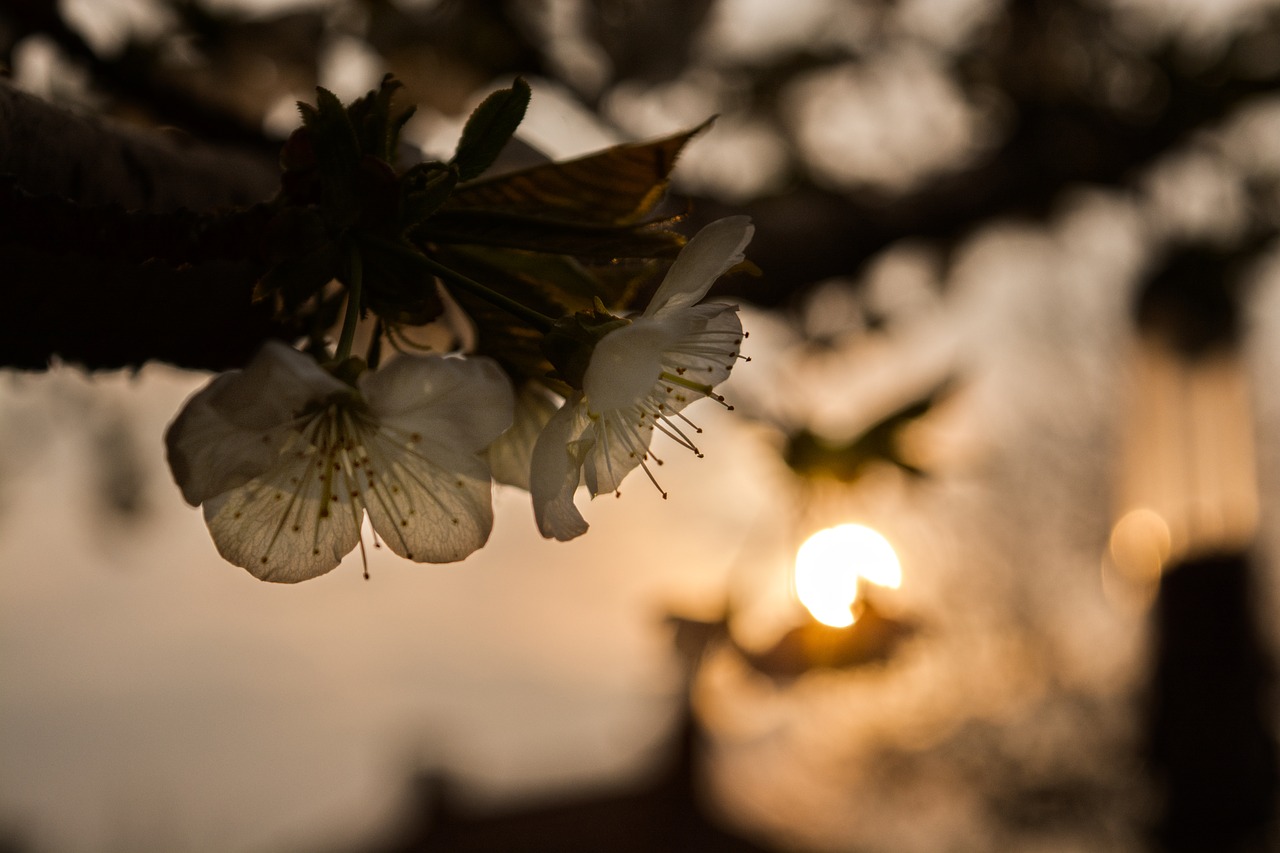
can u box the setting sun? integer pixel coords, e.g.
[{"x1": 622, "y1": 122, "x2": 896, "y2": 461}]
[{"x1": 794, "y1": 524, "x2": 903, "y2": 628}]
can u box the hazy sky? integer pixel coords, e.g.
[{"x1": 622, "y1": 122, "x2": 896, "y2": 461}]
[{"x1": 0, "y1": 357, "x2": 781, "y2": 852}]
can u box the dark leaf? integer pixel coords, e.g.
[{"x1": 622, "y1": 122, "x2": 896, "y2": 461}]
[
  {"x1": 740, "y1": 600, "x2": 915, "y2": 682},
  {"x1": 434, "y1": 240, "x2": 671, "y2": 316},
  {"x1": 452, "y1": 77, "x2": 532, "y2": 182},
  {"x1": 359, "y1": 237, "x2": 445, "y2": 325},
  {"x1": 428, "y1": 246, "x2": 602, "y2": 387},
  {"x1": 420, "y1": 209, "x2": 686, "y2": 262},
  {"x1": 347, "y1": 74, "x2": 414, "y2": 164},
  {"x1": 402, "y1": 162, "x2": 459, "y2": 225},
  {"x1": 254, "y1": 243, "x2": 339, "y2": 313},
  {"x1": 783, "y1": 379, "x2": 955, "y2": 481},
  {"x1": 300, "y1": 87, "x2": 363, "y2": 224},
  {"x1": 446, "y1": 122, "x2": 707, "y2": 225}
]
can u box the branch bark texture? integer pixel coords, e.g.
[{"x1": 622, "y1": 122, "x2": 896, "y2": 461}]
[{"x1": 0, "y1": 82, "x2": 291, "y2": 372}]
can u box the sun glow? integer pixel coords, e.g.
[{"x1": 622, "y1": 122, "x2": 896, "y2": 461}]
[{"x1": 794, "y1": 524, "x2": 902, "y2": 628}]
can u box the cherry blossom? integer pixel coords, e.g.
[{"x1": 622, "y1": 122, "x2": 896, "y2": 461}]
[
  {"x1": 166, "y1": 342, "x2": 513, "y2": 581},
  {"x1": 529, "y1": 216, "x2": 753, "y2": 540}
]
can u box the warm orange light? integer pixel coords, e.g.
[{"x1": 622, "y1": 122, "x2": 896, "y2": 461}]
[
  {"x1": 794, "y1": 524, "x2": 902, "y2": 628},
  {"x1": 1109, "y1": 508, "x2": 1171, "y2": 585}
]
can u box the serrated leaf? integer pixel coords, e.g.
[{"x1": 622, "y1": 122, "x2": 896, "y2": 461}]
[
  {"x1": 452, "y1": 78, "x2": 532, "y2": 182},
  {"x1": 348, "y1": 74, "x2": 412, "y2": 163},
  {"x1": 299, "y1": 87, "x2": 363, "y2": 224},
  {"x1": 446, "y1": 122, "x2": 707, "y2": 226}
]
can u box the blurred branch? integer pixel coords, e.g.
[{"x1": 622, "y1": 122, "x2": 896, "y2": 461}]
[
  {"x1": 702, "y1": 1, "x2": 1280, "y2": 306},
  {"x1": 0, "y1": 81, "x2": 275, "y2": 209},
  {"x1": 0, "y1": 0, "x2": 283, "y2": 155}
]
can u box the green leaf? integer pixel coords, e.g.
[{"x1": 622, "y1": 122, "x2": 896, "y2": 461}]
[{"x1": 452, "y1": 78, "x2": 532, "y2": 182}]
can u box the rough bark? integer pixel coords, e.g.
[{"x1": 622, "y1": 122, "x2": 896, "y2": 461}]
[{"x1": 0, "y1": 81, "x2": 292, "y2": 373}]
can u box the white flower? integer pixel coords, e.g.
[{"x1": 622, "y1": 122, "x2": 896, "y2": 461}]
[
  {"x1": 530, "y1": 216, "x2": 754, "y2": 540},
  {"x1": 486, "y1": 382, "x2": 562, "y2": 492},
  {"x1": 165, "y1": 342, "x2": 514, "y2": 582}
]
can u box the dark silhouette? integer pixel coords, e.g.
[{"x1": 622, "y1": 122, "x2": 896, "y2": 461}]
[
  {"x1": 1146, "y1": 552, "x2": 1280, "y2": 852},
  {"x1": 359, "y1": 707, "x2": 775, "y2": 853}
]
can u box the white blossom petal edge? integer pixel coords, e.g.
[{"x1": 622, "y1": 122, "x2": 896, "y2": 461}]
[
  {"x1": 530, "y1": 216, "x2": 753, "y2": 540},
  {"x1": 165, "y1": 342, "x2": 514, "y2": 582}
]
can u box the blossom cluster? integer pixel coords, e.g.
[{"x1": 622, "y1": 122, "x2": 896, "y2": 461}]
[{"x1": 166, "y1": 217, "x2": 754, "y2": 581}]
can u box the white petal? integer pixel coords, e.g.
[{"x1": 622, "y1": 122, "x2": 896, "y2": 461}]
[
  {"x1": 361, "y1": 430, "x2": 496, "y2": 563},
  {"x1": 487, "y1": 382, "x2": 562, "y2": 491},
  {"x1": 202, "y1": 439, "x2": 363, "y2": 583},
  {"x1": 582, "y1": 408, "x2": 655, "y2": 497},
  {"x1": 582, "y1": 319, "x2": 676, "y2": 414},
  {"x1": 361, "y1": 354, "x2": 514, "y2": 456},
  {"x1": 530, "y1": 398, "x2": 593, "y2": 541},
  {"x1": 654, "y1": 304, "x2": 743, "y2": 414},
  {"x1": 165, "y1": 342, "x2": 347, "y2": 506},
  {"x1": 644, "y1": 216, "x2": 754, "y2": 318}
]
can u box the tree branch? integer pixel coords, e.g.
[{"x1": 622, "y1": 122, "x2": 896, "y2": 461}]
[{"x1": 0, "y1": 82, "x2": 294, "y2": 372}]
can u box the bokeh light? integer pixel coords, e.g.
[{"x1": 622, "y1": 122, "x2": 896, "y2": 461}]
[{"x1": 794, "y1": 524, "x2": 902, "y2": 627}]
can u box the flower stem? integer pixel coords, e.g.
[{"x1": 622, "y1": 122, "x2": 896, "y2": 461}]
[
  {"x1": 418, "y1": 255, "x2": 556, "y2": 333},
  {"x1": 336, "y1": 244, "x2": 363, "y2": 361},
  {"x1": 366, "y1": 317, "x2": 384, "y2": 369}
]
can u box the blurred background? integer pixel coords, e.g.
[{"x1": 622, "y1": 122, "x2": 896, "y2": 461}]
[{"x1": 5, "y1": 0, "x2": 1280, "y2": 850}]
